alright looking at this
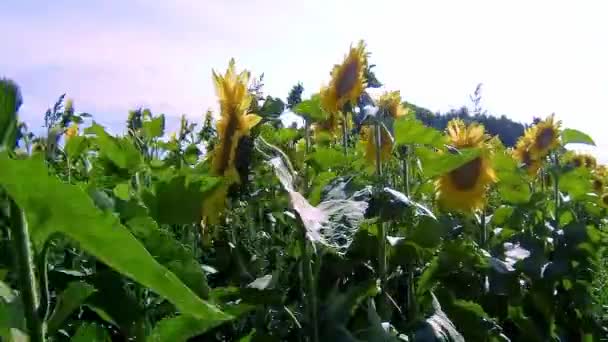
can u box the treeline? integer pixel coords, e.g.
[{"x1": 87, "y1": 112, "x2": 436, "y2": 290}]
[{"x1": 405, "y1": 101, "x2": 526, "y2": 147}]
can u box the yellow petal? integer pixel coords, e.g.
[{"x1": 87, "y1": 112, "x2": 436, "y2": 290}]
[{"x1": 243, "y1": 114, "x2": 262, "y2": 130}]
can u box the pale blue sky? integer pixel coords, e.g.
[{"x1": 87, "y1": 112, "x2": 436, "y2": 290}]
[{"x1": 2, "y1": 0, "x2": 607, "y2": 160}]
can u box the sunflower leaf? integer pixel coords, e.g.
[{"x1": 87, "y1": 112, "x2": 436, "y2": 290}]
[
  {"x1": 394, "y1": 116, "x2": 446, "y2": 148},
  {"x1": 293, "y1": 95, "x2": 328, "y2": 122},
  {"x1": 561, "y1": 129, "x2": 595, "y2": 146},
  {"x1": 416, "y1": 147, "x2": 481, "y2": 178}
]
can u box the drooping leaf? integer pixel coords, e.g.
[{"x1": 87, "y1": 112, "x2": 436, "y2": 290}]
[
  {"x1": 47, "y1": 281, "x2": 97, "y2": 335},
  {"x1": 70, "y1": 323, "x2": 110, "y2": 342},
  {"x1": 308, "y1": 147, "x2": 348, "y2": 171},
  {"x1": 65, "y1": 136, "x2": 90, "y2": 158},
  {"x1": 395, "y1": 117, "x2": 446, "y2": 148},
  {"x1": 148, "y1": 315, "x2": 228, "y2": 342},
  {"x1": 126, "y1": 216, "x2": 210, "y2": 298},
  {"x1": 413, "y1": 294, "x2": 465, "y2": 342},
  {"x1": 293, "y1": 95, "x2": 328, "y2": 122},
  {"x1": 323, "y1": 280, "x2": 379, "y2": 327},
  {"x1": 493, "y1": 152, "x2": 531, "y2": 204},
  {"x1": 85, "y1": 123, "x2": 142, "y2": 172},
  {"x1": 561, "y1": 128, "x2": 595, "y2": 146},
  {"x1": 416, "y1": 147, "x2": 481, "y2": 178},
  {"x1": 367, "y1": 187, "x2": 435, "y2": 221},
  {"x1": 559, "y1": 168, "x2": 592, "y2": 199},
  {"x1": 0, "y1": 154, "x2": 230, "y2": 322},
  {"x1": 142, "y1": 115, "x2": 165, "y2": 139},
  {"x1": 0, "y1": 79, "x2": 21, "y2": 149},
  {"x1": 143, "y1": 173, "x2": 219, "y2": 225}
]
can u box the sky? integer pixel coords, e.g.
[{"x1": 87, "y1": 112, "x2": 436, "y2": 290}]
[{"x1": 2, "y1": 0, "x2": 607, "y2": 160}]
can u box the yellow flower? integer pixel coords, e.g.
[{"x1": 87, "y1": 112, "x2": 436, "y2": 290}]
[
  {"x1": 377, "y1": 91, "x2": 407, "y2": 119},
  {"x1": 592, "y1": 176, "x2": 604, "y2": 193},
  {"x1": 529, "y1": 114, "x2": 561, "y2": 159},
  {"x1": 203, "y1": 59, "x2": 261, "y2": 224},
  {"x1": 600, "y1": 193, "x2": 608, "y2": 209},
  {"x1": 597, "y1": 165, "x2": 608, "y2": 177},
  {"x1": 512, "y1": 133, "x2": 541, "y2": 176},
  {"x1": 314, "y1": 89, "x2": 341, "y2": 135},
  {"x1": 321, "y1": 41, "x2": 368, "y2": 113},
  {"x1": 583, "y1": 154, "x2": 597, "y2": 169},
  {"x1": 210, "y1": 59, "x2": 261, "y2": 180},
  {"x1": 65, "y1": 98, "x2": 74, "y2": 113},
  {"x1": 65, "y1": 124, "x2": 78, "y2": 139},
  {"x1": 436, "y1": 119, "x2": 497, "y2": 213},
  {"x1": 361, "y1": 125, "x2": 393, "y2": 166},
  {"x1": 570, "y1": 153, "x2": 597, "y2": 169}
]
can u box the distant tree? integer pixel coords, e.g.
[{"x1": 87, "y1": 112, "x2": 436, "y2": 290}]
[{"x1": 287, "y1": 83, "x2": 304, "y2": 110}]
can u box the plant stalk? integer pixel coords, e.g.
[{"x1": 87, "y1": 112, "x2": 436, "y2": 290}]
[
  {"x1": 553, "y1": 154, "x2": 560, "y2": 229},
  {"x1": 374, "y1": 121, "x2": 388, "y2": 316},
  {"x1": 9, "y1": 199, "x2": 45, "y2": 342},
  {"x1": 299, "y1": 228, "x2": 319, "y2": 342},
  {"x1": 342, "y1": 111, "x2": 348, "y2": 156}
]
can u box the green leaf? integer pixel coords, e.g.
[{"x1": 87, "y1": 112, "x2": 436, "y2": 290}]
[
  {"x1": 47, "y1": 281, "x2": 96, "y2": 335},
  {"x1": 143, "y1": 115, "x2": 165, "y2": 139},
  {"x1": 416, "y1": 147, "x2": 481, "y2": 178},
  {"x1": 293, "y1": 95, "x2": 328, "y2": 122},
  {"x1": 126, "y1": 216, "x2": 210, "y2": 298},
  {"x1": 325, "y1": 280, "x2": 379, "y2": 325},
  {"x1": 561, "y1": 128, "x2": 595, "y2": 146},
  {"x1": 493, "y1": 153, "x2": 531, "y2": 203},
  {"x1": 143, "y1": 173, "x2": 219, "y2": 225},
  {"x1": 85, "y1": 123, "x2": 142, "y2": 172},
  {"x1": 309, "y1": 171, "x2": 337, "y2": 205},
  {"x1": 308, "y1": 147, "x2": 347, "y2": 171},
  {"x1": 0, "y1": 154, "x2": 230, "y2": 322},
  {"x1": 259, "y1": 96, "x2": 285, "y2": 118},
  {"x1": 413, "y1": 294, "x2": 465, "y2": 342},
  {"x1": 65, "y1": 136, "x2": 90, "y2": 158},
  {"x1": 113, "y1": 183, "x2": 130, "y2": 201},
  {"x1": 148, "y1": 315, "x2": 227, "y2": 342},
  {"x1": 395, "y1": 117, "x2": 446, "y2": 148},
  {"x1": 0, "y1": 79, "x2": 20, "y2": 150},
  {"x1": 70, "y1": 323, "x2": 110, "y2": 342},
  {"x1": 559, "y1": 168, "x2": 592, "y2": 199}
]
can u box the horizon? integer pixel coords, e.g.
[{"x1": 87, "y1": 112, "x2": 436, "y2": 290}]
[{"x1": 2, "y1": 0, "x2": 606, "y2": 161}]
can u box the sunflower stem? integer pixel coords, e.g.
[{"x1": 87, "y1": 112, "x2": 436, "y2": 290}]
[
  {"x1": 374, "y1": 120, "x2": 388, "y2": 317},
  {"x1": 402, "y1": 148, "x2": 410, "y2": 197},
  {"x1": 342, "y1": 111, "x2": 348, "y2": 156},
  {"x1": 553, "y1": 154, "x2": 560, "y2": 229},
  {"x1": 299, "y1": 226, "x2": 319, "y2": 342},
  {"x1": 9, "y1": 199, "x2": 45, "y2": 342}
]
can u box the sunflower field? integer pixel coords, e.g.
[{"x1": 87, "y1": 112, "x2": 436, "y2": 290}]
[{"x1": 0, "y1": 41, "x2": 607, "y2": 342}]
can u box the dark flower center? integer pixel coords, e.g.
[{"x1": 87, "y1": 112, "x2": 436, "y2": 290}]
[
  {"x1": 336, "y1": 60, "x2": 359, "y2": 98},
  {"x1": 449, "y1": 157, "x2": 482, "y2": 191},
  {"x1": 535, "y1": 127, "x2": 555, "y2": 150}
]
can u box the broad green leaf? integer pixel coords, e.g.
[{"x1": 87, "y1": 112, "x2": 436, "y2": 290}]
[
  {"x1": 416, "y1": 147, "x2": 481, "y2": 178},
  {"x1": 325, "y1": 280, "x2": 378, "y2": 325},
  {"x1": 70, "y1": 323, "x2": 110, "y2": 342},
  {"x1": 492, "y1": 152, "x2": 531, "y2": 203},
  {"x1": 394, "y1": 117, "x2": 446, "y2": 148},
  {"x1": 309, "y1": 171, "x2": 337, "y2": 205},
  {"x1": 559, "y1": 168, "x2": 592, "y2": 199},
  {"x1": 561, "y1": 128, "x2": 595, "y2": 146},
  {"x1": 260, "y1": 96, "x2": 285, "y2": 118},
  {"x1": 0, "y1": 154, "x2": 230, "y2": 322},
  {"x1": 413, "y1": 294, "x2": 465, "y2": 342},
  {"x1": 85, "y1": 123, "x2": 142, "y2": 172},
  {"x1": 47, "y1": 281, "x2": 96, "y2": 334},
  {"x1": 308, "y1": 147, "x2": 347, "y2": 171},
  {"x1": 112, "y1": 183, "x2": 130, "y2": 201},
  {"x1": 126, "y1": 216, "x2": 210, "y2": 298},
  {"x1": 148, "y1": 315, "x2": 227, "y2": 342},
  {"x1": 143, "y1": 115, "x2": 165, "y2": 139},
  {"x1": 65, "y1": 136, "x2": 90, "y2": 158},
  {"x1": 143, "y1": 173, "x2": 219, "y2": 225},
  {"x1": 0, "y1": 79, "x2": 20, "y2": 150},
  {"x1": 293, "y1": 95, "x2": 328, "y2": 122}
]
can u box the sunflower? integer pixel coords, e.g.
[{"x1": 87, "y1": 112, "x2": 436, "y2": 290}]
[
  {"x1": 361, "y1": 125, "x2": 393, "y2": 166},
  {"x1": 436, "y1": 119, "x2": 497, "y2": 213},
  {"x1": 592, "y1": 176, "x2": 605, "y2": 193},
  {"x1": 583, "y1": 154, "x2": 597, "y2": 169},
  {"x1": 313, "y1": 87, "x2": 341, "y2": 135},
  {"x1": 600, "y1": 193, "x2": 608, "y2": 209},
  {"x1": 65, "y1": 124, "x2": 78, "y2": 139},
  {"x1": 597, "y1": 165, "x2": 608, "y2": 177},
  {"x1": 203, "y1": 60, "x2": 261, "y2": 224},
  {"x1": 321, "y1": 41, "x2": 368, "y2": 113},
  {"x1": 377, "y1": 91, "x2": 407, "y2": 119},
  {"x1": 570, "y1": 153, "x2": 597, "y2": 169},
  {"x1": 529, "y1": 114, "x2": 561, "y2": 159},
  {"x1": 512, "y1": 133, "x2": 542, "y2": 176}
]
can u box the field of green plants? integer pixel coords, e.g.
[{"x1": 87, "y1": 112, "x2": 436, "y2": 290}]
[{"x1": 0, "y1": 41, "x2": 607, "y2": 341}]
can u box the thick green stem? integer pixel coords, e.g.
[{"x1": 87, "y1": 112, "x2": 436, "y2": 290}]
[
  {"x1": 553, "y1": 155, "x2": 560, "y2": 229},
  {"x1": 342, "y1": 111, "x2": 348, "y2": 156},
  {"x1": 299, "y1": 229, "x2": 318, "y2": 342},
  {"x1": 304, "y1": 119, "x2": 311, "y2": 155},
  {"x1": 9, "y1": 200, "x2": 44, "y2": 342},
  {"x1": 402, "y1": 150, "x2": 410, "y2": 197},
  {"x1": 374, "y1": 121, "x2": 388, "y2": 317}
]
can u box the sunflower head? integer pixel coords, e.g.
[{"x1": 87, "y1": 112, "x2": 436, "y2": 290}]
[
  {"x1": 596, "y1": 165, "x2": 608, "y2": 177},
  {"x1": 512, "y1": 134, "x2": 541, "y2": 176},
  {"x1": 361, "y1": 125, "x2": 393, "y2": 167},
  {"x1": 570, "y1": 153, "x2": 597, "y2": 169},
  {"x1": 584, "y1": 154, "x2": 597, "y2": 169},
  {"x1": 321, "y1": 41, "x2": 368, "y2": 113},
  {"x1": 211, "y1": 59, "x2": 261, "y2": 182},
  {"x1": 592, "y1": 176, "x2": 605, "y2": 193},
  {"x1": 65, "y1": 98, "x2": 74, "y2": 114},
  {"x1": 65, "y1": 124, "x2": 78, "y2": 139},
  {"x1": 436, "y1": 119, "x2": 497, "y2": 213},
  {"x1": 600, "y1": 193, "x2": 608, "y2": 209},
  {"x1": 530, "y1": 114, "x2": 561, "y2": 159},
  {"x1": 377, "y1": 91, "x2": 407, "y2": 119}
]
